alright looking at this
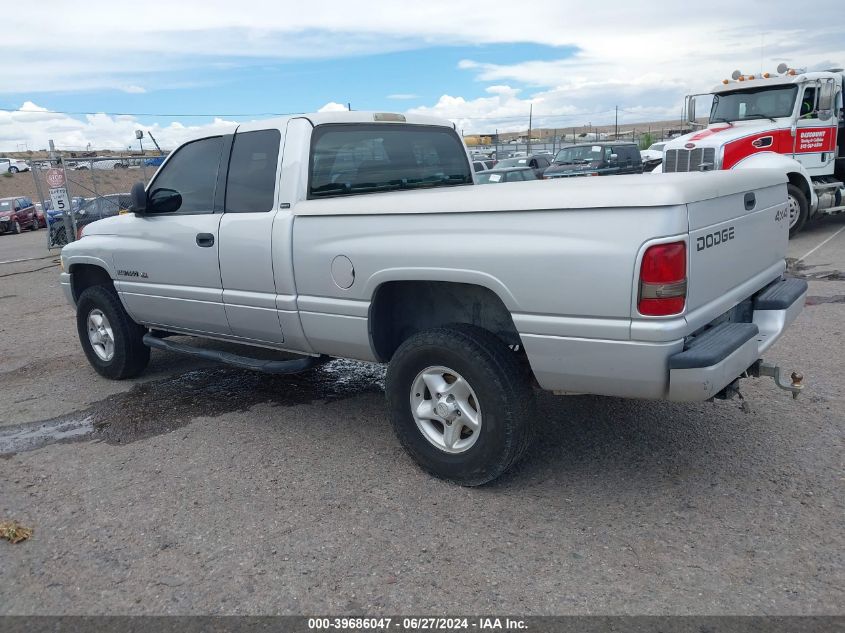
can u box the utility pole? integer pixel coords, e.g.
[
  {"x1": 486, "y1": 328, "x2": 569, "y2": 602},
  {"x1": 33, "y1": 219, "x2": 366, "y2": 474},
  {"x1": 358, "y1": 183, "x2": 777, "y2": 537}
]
[
  {"x1": 527, "y1": 104, "x2": 533, "y2": 154},
  {"x1": 347, "y1": 102, "x2": 352, "y2": 111},
  {"x1": 614, "y1": 105, "x2": 619, "y2": 139}
]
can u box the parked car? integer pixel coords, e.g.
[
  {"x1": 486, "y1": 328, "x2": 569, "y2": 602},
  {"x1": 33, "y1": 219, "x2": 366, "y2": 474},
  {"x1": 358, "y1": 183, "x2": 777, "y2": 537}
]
[
  {"x1": 72, "y1": 159, "x2": 129, "y2": 170},
  {"x1": 60, "y1": 111, "x2": 804, "y2": 485},
  {"x1": 0, "y1": 157, "x2": 30, "y2": 173},
  {"x1": 476, "y1": 167, "x2": 538, "y2": 183},
  {"x1": 33, "y1": 205, "x2": 47, "y2": 228},
  {"x1": 144, "y1": 156, "x2": 166, "y2": 167},
  {"x1": 0, "y1": 196, "x2": 38, "y2": 233},
  {"x1": 544, "y1": 142, "x2": 643, "y2": 178},
  {"x1": 471, "y1": 159, "x2": 497, "y2": 173},
  {"x1": 492, "y1": 154, "x2": 551, "y2": 179},
  {"x1": 640, "y1": 142, "x2": 666, "y2": 172}
]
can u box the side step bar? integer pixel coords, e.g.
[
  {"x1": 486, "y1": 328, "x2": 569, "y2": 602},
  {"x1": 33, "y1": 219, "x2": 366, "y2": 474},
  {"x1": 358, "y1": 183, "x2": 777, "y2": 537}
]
[{"x1": 143, "y1": 333, "x2": 327, "y2": 374}]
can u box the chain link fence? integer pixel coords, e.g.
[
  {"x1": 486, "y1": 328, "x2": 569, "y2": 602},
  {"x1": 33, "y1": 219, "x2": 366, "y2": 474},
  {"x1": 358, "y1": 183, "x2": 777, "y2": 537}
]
[
  {"x1": 466, "y1": 125, "x2": 694, "y2": 160},
  {"x1": 29, "y1": 156, "x2": 152, "y2": 249}
]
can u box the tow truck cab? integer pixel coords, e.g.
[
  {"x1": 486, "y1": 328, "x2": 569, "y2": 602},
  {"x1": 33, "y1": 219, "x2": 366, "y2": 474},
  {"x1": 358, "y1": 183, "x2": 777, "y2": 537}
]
[{"x1": 663, "y1": 64, "x2": 845, "y2": 236}]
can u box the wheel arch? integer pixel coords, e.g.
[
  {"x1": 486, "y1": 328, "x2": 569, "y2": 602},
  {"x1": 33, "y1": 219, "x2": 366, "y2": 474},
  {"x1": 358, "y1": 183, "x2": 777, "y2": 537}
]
[
  {"x1": 68, "y1": 261, "x2": 114, "y2": 303},
  {"x1": 368, "y1": 279, "x2": 522, "y2": 363}
]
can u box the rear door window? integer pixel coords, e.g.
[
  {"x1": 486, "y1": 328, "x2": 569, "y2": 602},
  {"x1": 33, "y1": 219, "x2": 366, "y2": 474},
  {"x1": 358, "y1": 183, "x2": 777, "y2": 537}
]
[
  {"x1": 309, "y1": 124, "x2": 472, "y2": 198},
  {"x1": 225, "y1": 129, "x2": 281, "y2": 212}
]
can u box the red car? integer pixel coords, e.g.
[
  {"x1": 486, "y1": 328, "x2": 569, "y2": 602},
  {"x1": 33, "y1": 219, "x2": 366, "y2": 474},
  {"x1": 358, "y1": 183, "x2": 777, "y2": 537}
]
[{"x1": 0, "y1": 196, "x2": 39, "y2": 234}]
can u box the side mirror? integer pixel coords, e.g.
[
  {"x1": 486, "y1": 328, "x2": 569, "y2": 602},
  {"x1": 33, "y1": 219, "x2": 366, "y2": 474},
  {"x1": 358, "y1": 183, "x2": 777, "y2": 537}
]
[
  {"x1": 818, "y1": 81, "x2": 835, "y2": 121},
  {"x1": 130, "y1": 181, "x2": 147, "y2": 214},
  {"x1": 687, "y1": 96, "x2": 696, "y2": 123}
]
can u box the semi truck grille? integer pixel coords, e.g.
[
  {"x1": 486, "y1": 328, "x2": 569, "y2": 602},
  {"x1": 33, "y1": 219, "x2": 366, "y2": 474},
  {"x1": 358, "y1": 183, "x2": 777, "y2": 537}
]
[{"x1": 664, "y1": 148, "x2": 716, "y2": 172}]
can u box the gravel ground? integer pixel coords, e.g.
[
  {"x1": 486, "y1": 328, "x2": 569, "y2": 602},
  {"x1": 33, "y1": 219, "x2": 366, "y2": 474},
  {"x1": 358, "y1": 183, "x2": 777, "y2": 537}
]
[{"x1": 0, "y1": 218, "x2": 843, "y2": 615}]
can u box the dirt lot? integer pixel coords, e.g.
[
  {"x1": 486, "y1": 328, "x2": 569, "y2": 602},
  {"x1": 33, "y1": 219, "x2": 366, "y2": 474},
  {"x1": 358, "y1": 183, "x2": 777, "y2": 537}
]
[
  {"x1": 0, "y1": 217, "x2": 843, "y2": 615},
  {"x1": 0, "y1": 168, "x2": 151, "y2": 202}
]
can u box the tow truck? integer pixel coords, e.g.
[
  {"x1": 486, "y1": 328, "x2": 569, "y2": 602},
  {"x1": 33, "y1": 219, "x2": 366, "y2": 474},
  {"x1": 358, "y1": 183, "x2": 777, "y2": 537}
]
[{"x1": 660, "y1": 63, "x2": 845, "y2": 236}]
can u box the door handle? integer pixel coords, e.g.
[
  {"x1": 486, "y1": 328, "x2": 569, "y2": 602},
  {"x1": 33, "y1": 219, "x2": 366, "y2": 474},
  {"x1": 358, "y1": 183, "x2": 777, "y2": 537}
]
[{"x1": 196, "y1": 233, "x2": 215, "y2": 247}]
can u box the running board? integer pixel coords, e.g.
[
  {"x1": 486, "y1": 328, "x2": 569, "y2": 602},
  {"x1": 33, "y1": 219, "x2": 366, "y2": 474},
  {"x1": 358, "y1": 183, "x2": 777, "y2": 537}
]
[{"x1": 142, "y1": 333, "x2": 327, "y2": 374}]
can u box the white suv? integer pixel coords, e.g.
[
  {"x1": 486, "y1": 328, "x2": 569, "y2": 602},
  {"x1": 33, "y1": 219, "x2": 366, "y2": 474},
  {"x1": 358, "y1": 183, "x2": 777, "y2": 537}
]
[{"x1": 0, "y1": 157, "x2": 30, "y2": 173}]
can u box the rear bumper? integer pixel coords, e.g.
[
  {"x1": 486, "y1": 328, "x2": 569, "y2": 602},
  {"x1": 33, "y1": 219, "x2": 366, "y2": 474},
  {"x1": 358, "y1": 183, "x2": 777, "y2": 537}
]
[{"x1": 522, "y1": 277, "x2": 807, "y2": 402}]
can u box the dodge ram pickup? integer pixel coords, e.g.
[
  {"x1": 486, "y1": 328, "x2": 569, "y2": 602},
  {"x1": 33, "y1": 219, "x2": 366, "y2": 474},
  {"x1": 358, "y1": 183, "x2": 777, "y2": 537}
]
[{"x1": 60, "y1": 111, "x2": 807, "y2": 485}]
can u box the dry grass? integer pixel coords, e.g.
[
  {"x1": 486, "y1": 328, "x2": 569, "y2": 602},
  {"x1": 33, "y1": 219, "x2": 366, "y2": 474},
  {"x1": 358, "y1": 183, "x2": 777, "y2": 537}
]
[
  {"x1": 0, "y1": 169, "x2": 151, "y2": 202},
  {"x1": 0, "y1": 520, "x2": 34, "y2": 544}
]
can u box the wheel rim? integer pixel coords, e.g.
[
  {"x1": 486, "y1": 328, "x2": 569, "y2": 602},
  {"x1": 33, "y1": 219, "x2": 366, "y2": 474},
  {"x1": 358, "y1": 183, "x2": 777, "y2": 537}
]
[
  {"x1": 787, "y1": 194, "x2": 801, "y2": 229},
  {"x1": 410, "y1": 365, "x2": 482, "y2": 454},
  {"x1": 87, "y1": 309, "x2": 115, "y2": 361}
]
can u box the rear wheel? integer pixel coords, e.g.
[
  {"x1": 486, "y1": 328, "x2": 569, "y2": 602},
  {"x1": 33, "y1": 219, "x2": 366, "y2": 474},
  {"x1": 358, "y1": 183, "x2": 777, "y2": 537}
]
[
  {"x1": 385, "y1": 325, "x2": 534, "y2": 486},
  {"x1": 30, "y1": 217, "x2": 39, "y2": 230},
  {"x1": 787, "y1": 183, "x2": 808, "y2": 238},
  {"x1": 9, "y1": 166, "x2": 18, "y2": 174},
  {"x1": 76, "y1": 285, "x2": 150, "y2": 379}
]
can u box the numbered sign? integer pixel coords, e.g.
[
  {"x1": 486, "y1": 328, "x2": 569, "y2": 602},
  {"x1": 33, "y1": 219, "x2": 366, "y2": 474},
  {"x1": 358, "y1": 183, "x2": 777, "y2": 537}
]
[{"x1": 49, "y1": 186, "x2": 71, "y2": 214}]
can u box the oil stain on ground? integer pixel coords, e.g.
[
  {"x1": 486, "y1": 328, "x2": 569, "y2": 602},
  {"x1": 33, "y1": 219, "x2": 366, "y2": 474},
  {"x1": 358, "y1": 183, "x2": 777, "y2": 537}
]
[
  {"x1": 0, "y1": 359, "x2": 385, "y2": 456},
  {"x1": 786, "y1": 259, "x2": 845, "y2": 282}
]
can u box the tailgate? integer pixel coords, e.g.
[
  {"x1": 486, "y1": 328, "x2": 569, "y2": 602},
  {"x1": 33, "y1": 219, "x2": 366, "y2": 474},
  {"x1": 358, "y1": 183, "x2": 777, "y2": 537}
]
[{"x1": 686, "y1": 180, "x2": 788, "y2": 313}]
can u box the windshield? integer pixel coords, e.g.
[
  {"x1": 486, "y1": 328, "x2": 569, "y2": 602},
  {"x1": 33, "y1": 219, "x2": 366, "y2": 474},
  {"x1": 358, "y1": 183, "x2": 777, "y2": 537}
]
[
  {"x1": 0, "y1": 201, "x2": 11, "y2": 212},
  {"x1": 554, "y1": 146, "x2": 604, "y2": 164},
  {"x1": 710, "y1": 86, "x2": 798, "y2": 123},
  {"x1": 496, "y1": 157, "x2": 530, "y2": 168}
]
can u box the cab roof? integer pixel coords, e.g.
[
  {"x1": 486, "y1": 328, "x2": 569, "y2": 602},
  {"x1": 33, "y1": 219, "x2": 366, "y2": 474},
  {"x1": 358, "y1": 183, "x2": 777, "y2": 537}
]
[
  {"x1": 236, "y1": 111, "x2": 455, "y2": 134},
  {"x1": 711, "y1": 70, "x2": 843, "y2": 94}
]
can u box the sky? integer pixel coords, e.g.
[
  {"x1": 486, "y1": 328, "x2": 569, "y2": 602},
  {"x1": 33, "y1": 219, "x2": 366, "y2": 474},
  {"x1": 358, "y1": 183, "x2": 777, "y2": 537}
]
[{"x1": 1, "y1": 0, "x2": 844, "y2": 151}]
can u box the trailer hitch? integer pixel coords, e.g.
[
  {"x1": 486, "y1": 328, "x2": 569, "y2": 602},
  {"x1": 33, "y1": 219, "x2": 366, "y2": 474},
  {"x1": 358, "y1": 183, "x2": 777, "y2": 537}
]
[{"x1": 749, "y1": 361, "x2": 804, "y2": 399}]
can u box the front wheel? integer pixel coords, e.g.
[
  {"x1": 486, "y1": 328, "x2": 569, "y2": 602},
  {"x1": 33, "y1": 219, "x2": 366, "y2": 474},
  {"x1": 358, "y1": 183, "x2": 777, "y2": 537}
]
[
  {"x1": 787, "y1": 184, "x2": 808, "y2": 238},
  {"x1": 76, "y1": 285, "x2": 150, "y2": 379},
  {"x1": 385, "y1": 325, "x2": 535, "y2": 486},
  {"x1": 11, "y1": 221, "x2": 21, "y2": 234}
]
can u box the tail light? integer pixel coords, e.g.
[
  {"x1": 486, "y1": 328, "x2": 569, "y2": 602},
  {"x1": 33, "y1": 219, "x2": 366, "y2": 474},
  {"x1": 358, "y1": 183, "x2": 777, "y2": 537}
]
[{"x1": 638, "y1": 241, "x2": 687, "y2": 316}]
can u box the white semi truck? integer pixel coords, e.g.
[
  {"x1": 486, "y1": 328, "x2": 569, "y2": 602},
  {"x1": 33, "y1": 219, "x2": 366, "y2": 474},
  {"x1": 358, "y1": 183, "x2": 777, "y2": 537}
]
[{"x1": 661, "y1": 63, "x2": 845, "y2": 236}]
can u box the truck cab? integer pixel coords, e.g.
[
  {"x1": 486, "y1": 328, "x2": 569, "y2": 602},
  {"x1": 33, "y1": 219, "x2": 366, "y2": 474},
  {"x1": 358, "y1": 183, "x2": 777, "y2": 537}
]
[{"x1": 662, "y1": 65, "x2": 845, "y2": 236}]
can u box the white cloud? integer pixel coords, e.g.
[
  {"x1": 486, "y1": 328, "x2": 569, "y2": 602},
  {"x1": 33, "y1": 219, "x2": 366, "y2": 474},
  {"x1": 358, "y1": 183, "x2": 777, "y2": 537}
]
[
  {"x1": 387, "y1": 94, "x2": 419, "y2": 100},
  {"x1": 317, "y1": 102, "x2": 349, "y2": 112},
  {"x1": 0, "y1": 102, "x2": 237, "y2": 151},
  {"x1": 121, "y1": 85, "x2": 147, "y2": 94},
  {"x1": 2, "y1": 2, "x2": 843, "y2": 144}
]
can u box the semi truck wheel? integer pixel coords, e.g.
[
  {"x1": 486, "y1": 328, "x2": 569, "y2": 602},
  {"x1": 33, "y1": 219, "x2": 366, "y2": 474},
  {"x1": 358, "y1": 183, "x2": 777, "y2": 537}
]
[
  {"x1": 385, "y1": 324, "x2": 535, "y2": 486},
  {"x1": 787, "y1": 184, "x2": 808, "y2": 238},
  {"x1": 76, "y1": 285, "x2": 150, "y2": 379}
]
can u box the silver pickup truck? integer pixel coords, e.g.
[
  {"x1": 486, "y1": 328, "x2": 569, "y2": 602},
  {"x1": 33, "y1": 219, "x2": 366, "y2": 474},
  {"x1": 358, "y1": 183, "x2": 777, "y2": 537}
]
[{"x1": 60, "y1": 111, "x2": 807, "y2": 485}]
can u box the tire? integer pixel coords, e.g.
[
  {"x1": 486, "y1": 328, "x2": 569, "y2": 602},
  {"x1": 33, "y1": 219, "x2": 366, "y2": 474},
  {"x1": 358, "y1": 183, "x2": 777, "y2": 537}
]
[
  {"x1": 76, "y1": 285, "x2": 150, "y2": 380},
  {"x1": 385, "y1": 324, "x2": 535, "y2": 486},
  {"x1": 11, "y1": 221, "x2": 21, "y2": 234},
  {"x1": 787, "y1": 183, "x2": 808, "y2": 238},
  {"x1": 30, "y1": 217, "x2": 39, "y2": 231},
  {"x1": 9, "y1": 166, "x2": 18, "y2": 174}
]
